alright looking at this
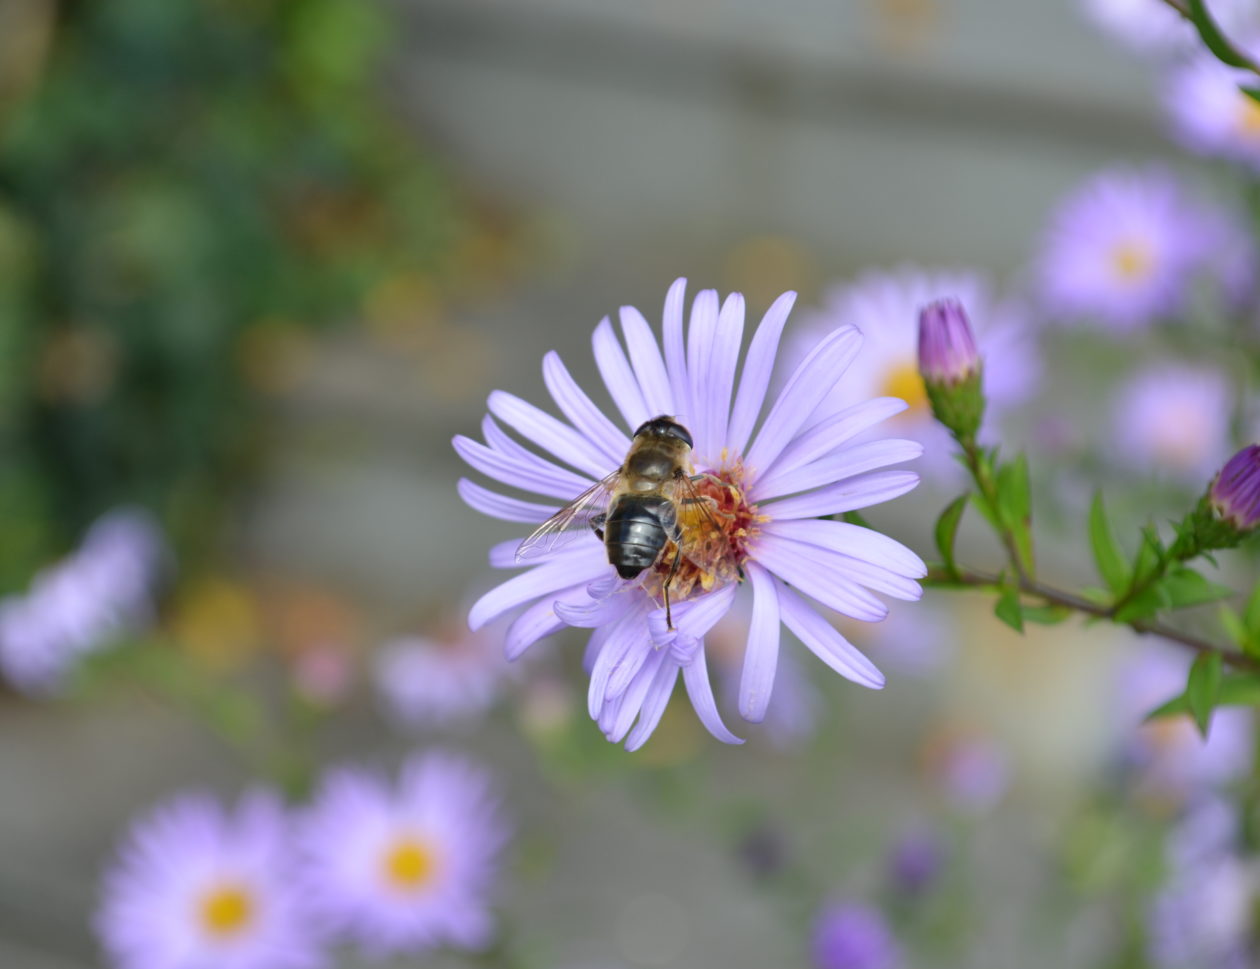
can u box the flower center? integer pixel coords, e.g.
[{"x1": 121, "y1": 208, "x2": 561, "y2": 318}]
[
  {"x1": 878, "y1": 360, "x2": 927, "y2": 413},
  {"x1": 1236, "y1": 92, "x2": 1260, "y2": 139},
  {"x1": 1109, "y1": 239, "x2": 1153, "y2": 283},
  {"x1": 198, "y1": 882, "x2": 256, "y2": 941},
  {"x1": 382, "y1": 835, "x2": 439, "y2": 893},
  {"x1": 640, "y1": 464, "x2": 761, "y2": 607}
]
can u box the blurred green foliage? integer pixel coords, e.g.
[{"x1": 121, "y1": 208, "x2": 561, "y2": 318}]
[{"x1": 0, "y1": 0, "x2": 471, "y2": 587}]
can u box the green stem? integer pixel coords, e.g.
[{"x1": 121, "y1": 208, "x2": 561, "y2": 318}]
[
  {"x1": 958, "y1": 437, "x2": 1031, "y2": 582},
  {"x1": 924, "y1": 567, "x2": 1260, "y2": 672}
]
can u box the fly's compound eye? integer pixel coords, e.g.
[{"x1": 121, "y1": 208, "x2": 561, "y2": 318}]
[{"x1": 632, "y1": 416, "x2": 694, "y2": 449}]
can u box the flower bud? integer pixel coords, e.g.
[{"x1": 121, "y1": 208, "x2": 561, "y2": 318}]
[
  {"x1": 918, "y1": 299, "x2": 980, "y2": 385},
  {"x1": 1209, "y1": 445, "x2": 1260, "y2": 531},
  {"x1": 918, "y1": 299, "x2": 984, "y2": 443}
]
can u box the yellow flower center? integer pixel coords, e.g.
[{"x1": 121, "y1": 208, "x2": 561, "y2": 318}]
[
  {"x1": 1109, "y1": 240, "x2": 1154, "y2": 283},
  {"x1": 198, "y1": 882, "x2": 256, "y2": 940},
  {"x1": 383, "y1": 835, "x2": 439, "y2": 892},
  {"x1": 879, "y1": 359, "x2": 928, "y2": 413},
  {"x1": 1236, "y1": 92, "x2": 1260, "y2": 139}
]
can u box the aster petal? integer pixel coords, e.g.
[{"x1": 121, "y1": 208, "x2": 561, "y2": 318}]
[
  {"x1": 698, "y1": 293, "x2": 744, "y2": 463},
  {"x1": 454, "y1": 435, "x2": 594, "y2": 502},
  {"x1": 593, "y1": 316, "x2": 649, "y2": 429},
  {"x1": 625, "y1": 660, "x2": 681, "y2": 751},
  {"x1": 762, "y1": 519, "x2": 927, "y2": 578},
  {"x1": 759, "y1": 470, "x2": 920, "y2": 520},
  {"x1": 685, "y1": 289, "x2": 720, "y2": 459},
  {"x1": 726, "y1": 290, "x2": 796, "y2": 457},
  {"x1": 502, "y1": 589, "x2": 571, "y2": 659},
  {"x1": 488, "y1": 391, "x2": 612, "y2": 480},
  {"x1": 753, "y1": 536, "x2": 888, "y2": 622},
  {"x1": 488, "y1": 538, "x2": 597, "y2": 568},
  {"x1": 603, "y1": 647, "x2": 666, "y2": 740},
  {"x1": 745, "y1": 325, "x2": 863, "y2": 478},
  {"x1": 682, "y1": 647, "x2": 743, "y2": 745},
  {"x1": 587, "y1": 605, "x2": 651, "y2": 717},
  {"x1": 469, "y1": 549, "x2": 609, "y2": 631},
  {"x1": 752, "y1": 438, "x2": 923, "y2": 502},
  {"x1": 740, "y1": 563, "x2": 781, "y2": 723},
  {"x1": 542, "y1": 351, "x2": 629, "y2": 465},
  {"x1": 662, "y1": 278, "x2": 691, "y2": 423},
  {"x1": 458, "y1": 479, "x2": 557, "y2": 524},
  {"x1": 776, "y1": 581, "x2": 885, "y2": 689},
  {"x1": 758, "y1": 397, "x2": 909, "y2": 494},
  {"x1": 758, "y1": 533, "x2": 922, "y2": 601},
  {"x1": 554, "y1": 589, "x2": 636, "y2": 628},
  {"x1": 620, "y1": 305, "x2": 675, "y2": 416}
]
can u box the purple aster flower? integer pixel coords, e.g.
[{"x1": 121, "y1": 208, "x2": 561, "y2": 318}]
[
  {"x1": 455, "y1": 279, "x2": 926, "y2": 749},
  {"x1": 810, "y1": 901, "x2": 901, "y2": 969},
  {"x1": 1109, "y1": 363, "x2": 1233, "y2": 482},
  {"x1": 1165, "y1": 50, "x2": 1260, "y2": 173},
  {"x1": 788, "y1": 266, "x2": 1037, "y2": 477},
  {"x1": 1035, "y1": 167, "x2": 1221, "y2": 331},
  {"x1": 886, "y1": 823, "x2": 946, "y2": 897},
  {"x1": 96, "y1": 791, "x2": 323, "y2": 969},
  {"x1": 1147, "y1": 845, "x2": 1255, "y2": 969},
  {"x1": 856, "y1": 593, "x2": 955, "y2": 677},
  {"x1": 297, "y1": 751, "x2": 509, "y2": 956},
  {"x1": 924, "y1": 730, "x2": 1010, "y2": 815},
  {"x1": 373, "y1": 620, "x2": 508, "y2": 730},
  {"x1": 1210, "y1": 444, "x2": 1260, "y2": 529},
  {"x1": 1112, "y1": 644, "x2": 1253, "y2": 801},
  {"x1": 1081, "y1": 0, "x2": 1257, "y2": 55},
  {"x1": 0, "y1": 507, "x2": 165, "y2": 695}
]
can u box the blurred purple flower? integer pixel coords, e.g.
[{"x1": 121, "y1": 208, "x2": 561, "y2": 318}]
[
  {"x1": 1081, "y1": 0, "x2": 1257, "y2": 55},
  {"x1": 859, "y1": 593, "x2": 955, "y2": 678},
  {"x1": 789, "y1": 267, "x2": 1037, "y2": 477},
  {"x1": 887, "y1": 824, "x2": 946, "y2": 897},
  {"x1": 0, "y1": 507, "x2": 164, "y2": 695},
  {"x1": 1109, "y1": 363, "x2": 1233, "y2": 482},
  {"x1": 96, "y1": 791, "x2": 322, "y2": 969},
  {"x1": 456, "y1": 279, "x2": 926, "y2": 749},
  {"x1": 1210, "y1": 444, "x2": 1260, "y2": 529},
  {"x1": 1036, "y1": 168, "x2": 1228, "y2": 330},
  {"x1": 297, "y1": 751, "x2": 509, "y2": 957},
  {"x1": 934, "y1": 734, "x2": 1009, "y2": 815},
  {"x1": 811, "y1": 901, "x2": 901, "y2": 969},
  {"x1": 1112, "y1": 644, "x2": 1253, "y2": 800},
  {"x1": 1165, "y1": 52, "x2": 1260, "y2": 174},
  {"x1": 373, "y1": 624, "x2": 507, "y2": 730}
]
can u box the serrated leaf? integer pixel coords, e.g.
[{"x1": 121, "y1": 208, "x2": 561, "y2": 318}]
[
  {"x1": 934, "y1": 494, "x2": 969, "y2": 577},
  {"x1": 1021, "y1": 603, "x2": 1072, "y2": 625},
  {"x1": 1160, "y1": 568, "x2": 1234, "y2": 609},
  {"x1": 1148, "y1": 670, "x2": 1260, "y2": 719},
  {"x1": 1089, "y1": 493, "x2": 1129, "y2": 595},
  {"x1": 1187, "y1": 0, "x2": 1256, "y2": 69},
  {"x1": 1186, "y1": 651, "x2": 1224, "y2": 736},
  {"x1": 995, "y1": 588, "x2": 1024, "y2": 633}
]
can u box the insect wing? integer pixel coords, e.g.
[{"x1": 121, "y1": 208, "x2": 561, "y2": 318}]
[{"x1": 514, "y1": 470, "x2": 619, "y2": 561}]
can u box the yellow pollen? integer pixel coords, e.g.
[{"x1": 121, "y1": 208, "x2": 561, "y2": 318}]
[
  {"x1": 879, "y1": 360, "x2": 927, "y2": 412},
  {"x1": 1109, "y1": 240, "x2": 1153, "y2": 282},
  {"x1": 1237, "y1": 93, "x2": 1260, "y2": 138},
  {"x1": 383, "y1": 836, "x2": 438, "y2": 892},
  {"x1": 198, "y1": 883, "x2": 256, "y2": 940}
]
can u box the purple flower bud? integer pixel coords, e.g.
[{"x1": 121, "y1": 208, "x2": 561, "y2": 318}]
[
  {"x1": 887, "y1": 825, "x2": 946, "y2": 896},
  {"x1": 917, "y1": 300, "x2": 980, "y2": 385},
  {"x1": 1210, "y1": 445, "x2": 1260, "y2": 530},
  {"x1": 810, "y1": 901, "x2": 901, "y2": 969}
]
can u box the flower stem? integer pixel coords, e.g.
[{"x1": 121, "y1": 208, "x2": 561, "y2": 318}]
[
  {"x1": 924, "y1": 567, "x2": 1260, "y2": 672},
  {"x1": 958, "y1": 437, "x2": 1031, "y2": 582}
]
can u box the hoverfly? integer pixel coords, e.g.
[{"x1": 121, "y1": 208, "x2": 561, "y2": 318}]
[{"x1": 515, "y1": 416, "x2": 734, "y2": 629}]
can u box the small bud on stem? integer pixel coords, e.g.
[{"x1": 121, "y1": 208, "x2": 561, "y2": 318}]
[{"x1": 918, "y1": 300, "x2": 985, "y2": 444}]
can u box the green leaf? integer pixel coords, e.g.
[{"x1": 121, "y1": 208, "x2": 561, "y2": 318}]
[
  {"x1": 1244, "y1": 87, "x2": 1260, "y2": 105},
  {"x1": 1159, "y1": 568, "x2": 1233, "y2": 610},
  {"x1": 1113, "y1": 585, "x2": 1170, "y2": 623},
  {"x1": 996, "y1": 454, "x2": 1031, "y2": 526},
  {"x1": 934, "y1": 494, "x2": 969, "y2": 577},
  {"x1": 1243, "y1": 580, "x2": 1260, "y2": 633},
  {"x1": 1220, "y1": 605, "x2": 1247, "y2": 648},
  {"x1": 1088, "y1": 493, "x2": 1129, "y2": 595},
  {"x1": 1021, "y1": 603, "x2": 1072, "y2": 625},
  {"x1": 1186, "y1": 651, "x2": 1224, "y2": 736},
  {"x1": 995, "y1": 587, "x2": 1024, "y2": 633},
  {"x1": 1148, "y1": 669, "x2": 1260, "y2": 719},
  {"x1": 1131, "y1": 526, "x2": 1166, "y2": 587},
  {"x1": 841, "y1": 511, "x2": 873, "y2": 528},
  {"x1": 1187, "y1": 0, "x2": 1256, "y2": 69}
]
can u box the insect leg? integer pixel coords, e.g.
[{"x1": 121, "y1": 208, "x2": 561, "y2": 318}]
[{"x1": 662, "y1": 545, "x2": 683, "y2": 631}]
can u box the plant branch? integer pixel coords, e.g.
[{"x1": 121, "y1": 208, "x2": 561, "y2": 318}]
[{"x1": 925, "y1": 567, "x2": 1260, "y2": 672}]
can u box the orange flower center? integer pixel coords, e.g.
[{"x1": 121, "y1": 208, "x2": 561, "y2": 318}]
[
  {"x1": 879, "y1": 360, "x2": 928, "y2": 414},
  {"x1": 1236, "y1": 92, "x2": 1260, "y2": 139},
  {"x1": 198, "y1": 882, "x2": 256, "y2": 940},
  {"x1": 382, "y1": 835, "x2": 439, "y2": 893},
  {"x1": 1110, "y1": 240, "x2": 1154, "y2": 283}
]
